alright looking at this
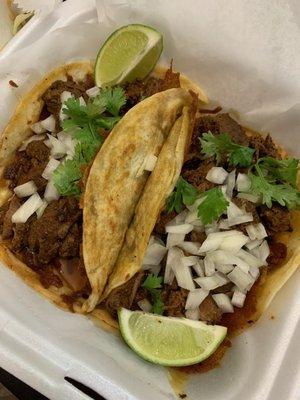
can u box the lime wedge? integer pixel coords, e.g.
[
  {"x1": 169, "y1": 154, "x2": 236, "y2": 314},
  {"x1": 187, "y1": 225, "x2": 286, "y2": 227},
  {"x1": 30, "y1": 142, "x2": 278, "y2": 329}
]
[
  {"x1": 95, "y1": 24, "x2": 163, "y2": 87},
  {"x1": 118, "y1": 309, "x2": 227, "y2": 367}
]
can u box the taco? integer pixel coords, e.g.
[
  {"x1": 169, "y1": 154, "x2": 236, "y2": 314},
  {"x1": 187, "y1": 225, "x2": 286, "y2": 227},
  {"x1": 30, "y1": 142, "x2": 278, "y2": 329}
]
[{"x1": 0, "y1": 60, "x2": 199, "y2": 312}]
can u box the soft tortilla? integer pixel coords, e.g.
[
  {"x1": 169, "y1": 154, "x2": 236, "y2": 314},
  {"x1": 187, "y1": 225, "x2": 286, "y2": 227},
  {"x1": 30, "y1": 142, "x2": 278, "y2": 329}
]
[{"x1": 81, "y1": 88, "x2": 192, "y2": 312}]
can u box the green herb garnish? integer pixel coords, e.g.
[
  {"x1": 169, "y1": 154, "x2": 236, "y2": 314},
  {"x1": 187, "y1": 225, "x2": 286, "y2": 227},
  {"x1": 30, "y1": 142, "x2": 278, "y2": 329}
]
[
  {"x1": 142, "y1": 274, "x2": 164, "y2": 315},
  {"x1": 197, "y1": 187, "x2": 229, "y2": 225},
  {"x1": 257, "y1": 157, "x2": 299, "y2": 187},
  {"x1": 166, "y1": 177, "x2": 198, "y2": 213},
  {"x1": 200, "y1": 132, "x2": 255, "y2": 167},
  {"x1": 53, "y1": 87, "x2": 126, "y2": 196}
]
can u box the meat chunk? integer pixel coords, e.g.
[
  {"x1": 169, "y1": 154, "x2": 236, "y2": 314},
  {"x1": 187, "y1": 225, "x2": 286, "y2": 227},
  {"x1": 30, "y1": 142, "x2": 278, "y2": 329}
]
[
  {"x1": 182, "y1": 158, "x2": 216, "y2": 193},
  {"x1": 162, "y1": 287, "x2": 189, "y2": 317},
  {"x1": 189, "y1": 231, "x2": 206, "y2": 245},
  {"x1": 39, "y1": 267, "x2": 63, "y2": 289},
  {"x1": 59, "y1": 223, "x2": 81, "y2": 258},
  {"x1": 25, "y1": 140, "x2": 50, "y2": 162},
  {"x1": 3, "y1": 151, "x2": 31, "y2": 186},
  {"x1": 249, "y1": 133, "x2": 281, "y2": 159},
  {"x1": 154, "y1": 210, "x2": 176, "y2": 235},
  {"x1": 233, "y1": 197, "x2": 260, "y2": 233},
  {"x1": 1, "y1": 197, "x2": 20, "y2": 239},
  {"x1": 199, "y1": 295, "x2": 222, "y2": 323},
  {"x1": 28, "y1": 198, "x2": 81, "y2": 264},
  {"x1": 267, "y1": 241, "x2": 287, "y2": 266},
  {"x1": 105, "y1": 272, "x2": 144, "y2": 317},
  {"x1": 259, "y1": 204, "x2": 291, "y2": 234}
]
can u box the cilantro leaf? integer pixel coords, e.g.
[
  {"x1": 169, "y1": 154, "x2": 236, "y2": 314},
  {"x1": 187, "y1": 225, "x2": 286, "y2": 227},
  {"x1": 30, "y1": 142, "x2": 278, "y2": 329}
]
[
  {"x1": 142, "y1": 274, "x2": 164, "y2": 315},
  {"x1": 99, "y1": 87, "x2": 127, "y2": 116},
  {"x1": 258, "y1": 157, "x2": 299, "y2": 187},
  {"x1": 200, "y1": 132, "x2": 255, "y2": 167},
  {"x1": 52, "y1": 159, "x2": 81, "y2": 197},
  {"x1": 166, "y1": 177, "x2": 198, "y2": 213},
  {"x1": 197, "y1": 187, "x2": 229, "y2": 225}
]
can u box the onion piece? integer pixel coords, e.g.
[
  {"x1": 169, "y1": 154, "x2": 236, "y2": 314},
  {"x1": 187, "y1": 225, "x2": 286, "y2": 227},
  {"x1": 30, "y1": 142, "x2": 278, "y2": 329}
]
[
  {"x1": 259, "y1": 240, "x2": 270, "y2": 263},
  {"x1": 42, "y1": 158, "x2": 60, "y2": 180},
  {"x1": 199, "y1": 230, "x2": 248, "y2": 254},
  {"x1": 215, "y1": 264, "x2": 234, "y2": 274},
  {"x1": 245, "y1": 239, "x2": 263, "y2": 250},
  {"x1": 86, "y1": 86, "x2": 101, "y2": 98},
  {"x1": 194, "y1": 273, "x2": 229, "y2": 291},
  {"x1": 205, "y1": 221, "x2": 219, "y2": 234},
  {"x1": 143, "y1": 242, "x2": 167, "y2": 265},
  {"x1": 45, "y1": 134, "x2": 67, "y2": 159},
  {"x1": 185, "y1": 308, "x2": 200, "y2": 320},
  {"x1": 138, "y1": 299, "x2": 152, "y2": 313},
  {"x1": 245, "y1": 223, "x2": 268, "y2": 241},
  {"x1": 209, "y1": 250, "x2": 250, "y2": 273},
  {"x1": 185, "y1": 289, "x2": 209, "y2": 309},
  {"x1": 237, "y1": 249, "x2": 262, "y2": 268},
  {"x1": 206, "y1": 167, "x2": 228, "y2": 184},
  {"x1": 165, "y1": 223, "x2": 193, "y2": 235},
  {"x1": 192, "y1": 260, "x2": 205, "y2": 277},
  {"x1": 36, "y1": 200, "x2": 48, "y2": 219},
  {"x1": 236, "y1": 173, "x2": 251, "y2": 192},
  {"x1": 79, "y1": 97, "x2": 86, "y2": 106},
  {"x1": 164, "y1": 247, "x2": 180, "y2": 284},
  {"x1": 177, "y1": 241, "x2": 201, "y2": 255},
  {"x1": 226, "y1": 201, "x2": 244, "y2": 219},
  {"x1": 12, "y1": 193, "x2": 43, "y2": 223},
  {"x1": 181, "y1": 256, "x2": 199, "y2": 268},
  {"x1": 44, "y1": 180, "x2": 60, "y2": 202},
  {"x1": 144, "y1": 154, "x2": 157, "y2": 171},
  {"x1": 172, "y1": 261, "x2": 195, "y2": 291},
  {"x1": 40, "y1": 115, "x2": 56, "y2": 132},
  {"x1": 218, "y1": 219, "x2": 230, "y2": 230},
  {"x1": 204, "y1": 255, "x2": 215, "y2": 276},
  {"x1": 30, "y1": 121, "x2": 46, "y2": 134},
  {"x1": 231, "y1": 289, "x2": 246, "y2": 308},
  {"x1": 227, "y1": 267, "x2": 254, "y2": 292},
  {"x1": 212, "y1": 293, "x2": 234, "y2": 313},
  {"x1": 219, "y1": 232, "x2": 249, "y2": 253},
  {"x1": 249, "y1": 265, "x2": 260, "y2": 280},
  {"x1": 167, "y1": 210, "x2": 188, "y2": 225},
  {"x1": 19, "y1": 135, "x2": 46, "y2": 151},
  {"x1": 186, "y1": 197, "x2": 204, "y2": 212},
  {"x1": 226, "y1": 170, "x2": 236, "y2": 198},
  {"x1": 14, "y1": 181, "x2": 37, "y2": 197},
  {"x1": 57, "y1": 132, "x2": 77, "y2": 158},
  {"x1": 237, "y1": 192, "x2": 260, "y2": 203},
  {"x1": 226, "y1": 214, "x2": 254, "y2": 227},
  {"x1": 166, "y1": 233, "x2": 185, "y2": 248}
]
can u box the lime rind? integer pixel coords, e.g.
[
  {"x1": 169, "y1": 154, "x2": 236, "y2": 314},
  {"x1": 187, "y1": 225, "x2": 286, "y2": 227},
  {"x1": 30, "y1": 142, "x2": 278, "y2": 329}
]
[
  {"x1": 94, "y1": 24, "x2": 163, "y2": 87},
  {"x1": 118, "y1": 308, "x2": 227, "y2": 367}
]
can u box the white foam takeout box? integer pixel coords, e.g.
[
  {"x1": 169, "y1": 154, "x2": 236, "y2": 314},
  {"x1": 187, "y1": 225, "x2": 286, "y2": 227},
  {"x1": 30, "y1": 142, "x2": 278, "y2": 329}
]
[{"x1": 0, "y1": 1, "x2": 299, "y2": 399}]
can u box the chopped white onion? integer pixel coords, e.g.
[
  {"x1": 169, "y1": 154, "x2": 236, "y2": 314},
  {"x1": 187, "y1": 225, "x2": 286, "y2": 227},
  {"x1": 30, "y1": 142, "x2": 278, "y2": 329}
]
[
  {"x1": 231, "y1": 289, "x2": 246, "y2": 308},
  {"x1": 19, "y1": 135, "x2": 45, "y2": 151},
  {"x1": 209, "y1": 250, "x2": 250, "y2": 273},
  {"x1": 79, "y1": 96, "x2": 86, "y2": 106},
  {"x1": 237, "y1": 192, "x2": 260, "y2": 203},
  {"x1": 40, "y1": 115, "x2": 56, "y2": 132},
  {"x1": 219, "y1": 232, "x2": 249, "y2": 253},
  {"x1": 215, "y1": 264, "x2": 234, "y2": 274},
  {"x1": 194, "y1": 272, "x2": 229, "y2": 291},
  {"x1": 245, "y1": 239, "x2": 263, "y2": 250},
  {"x1": 204, "y1": 255, "x2": 215, "y2": 276},
  {"x1": 143, "y1": 242, "x2": 167, "y2": 265},
  {"x1": 181, "y1": 256, "x2": 199, "y2": 268},
  {"x1": 218, "y1": 219, "x2": 230, "y2": 230},
  {"x1": 12, "y1": 193, "x2": 43, "y2": 223},
  {"x1": 206, "y1": 167, "x2": 228, "y2": 184},
  {"x1": 165, "y1": 223, "x2": 193, "y2": 235},
  {"x1": 164, "y1": 247, "x2": 180, "y2": 284},
  {"x1": 30, "y1": 121, "x2": 46, "y2": 134},
  {"x1": 237, "y1": 249, "x2": 262, "y2": 268},
  {"x1": 185, "y1": 209, "x2": 204, "y2": 229},
  {"x1": 226, "y1": 213, "x2": 254, "y2": 227},
  {"x1": 212, "y1": 293, "x2": 234, "y2": 313},
  {"x1": 227, "y1": 267, "x2": 254, "y2": 292},
  {"x1": 226, "y1": 170, "x2": 236, "y2": 198},
  {"x1": 57, "y1": 131, "x2": 77, "y2": 159},
  {"x1": 138, "y1": 299, "x2": 152, "y2": 313},
  {"x1": 185, "y1": 308, "x2": 200, "y2": 320},
  {"x1": 185, "y1": 289, "x2": 209, "y2": 309},
  {"x1": 167, "y1": 210, "x2": 188, "y2": 225},
  {"x1": 199, "y1": 230, "x2": 248, "y2": 254},
  {"x1": 172, "y1": 262, "x2": 195, "y2": 291},
  {"x1": 144, "y1": 154, "x2": 157, "y2": 171},
  {"x1": 226, "y1": 201, "x2": 244, "y2": 219},
  {"x1": 14, "y1": 181, "x2": 37, "y2": 198},
  {"x1": 245, "y1": 223, "x2": 268, "y2": 241},
  {"x1": 42, "y1": 158, "x2": 60, "y2": 180},
  {"x1": 44, "y1": 180, "x2": 60, "y2": 202},
  {"x1": 249, "y1": 265, "x2": 260, "y2": 280},
  {"x1": 205, "y1": 221, "x2": 219, "y2": 234},
  {"x1": 259, "y1": 240, "x2": 270, "y2": 263},
  {"x1": 236, "y1": 173, "x2": 251, "y2": 192},
  {"x1": 86, "y1": 86, "x2": 101, "y2": 98},
  {"x1": 177, "y1": 241, "x2": 201, "y2": 255},
  {"x1": 166, "y1": 233, "x2": 185, "y2": 248},
  {"x1": 186, "y1": 197, "x2": 204, "y2": 212},
  {"x1": 192, "y1": 260, "x2": 205, "y2": 277},
  {"x1": 36, "y1": 200, "x2": 48, "y2": 219},
  {"x1": 250, "y1": 247, "x2": 261, "y2": 259},
  {"x1": 45, "y1": 134, "x2": 67, "y2": 159}
]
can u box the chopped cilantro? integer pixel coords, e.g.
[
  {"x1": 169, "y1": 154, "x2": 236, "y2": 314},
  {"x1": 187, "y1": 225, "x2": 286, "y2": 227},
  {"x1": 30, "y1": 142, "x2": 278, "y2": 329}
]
[
  {"x1": 200, "y1": 132, "x2": 255, "y2": 167},
  {"x1": 257, "y1": 157, "x2": 299, "y2": 187},
  {"x1": 166, "y1": 177, "x2": 198, "y2": 213},
  {"x1": 142, "y1": 274, "x2": 164, "y2": 315},
  {"x1": 53, "y1": 87, "x2": 126, "y2": 196},
  {"x1": 197, "y1": 187, "x2": 229, "y2": 225}
]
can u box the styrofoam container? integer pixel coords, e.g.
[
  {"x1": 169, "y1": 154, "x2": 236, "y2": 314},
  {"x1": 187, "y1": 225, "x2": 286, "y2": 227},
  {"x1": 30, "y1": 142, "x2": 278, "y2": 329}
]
[{"x1": 0, "y1": 1, "x2": 299, "y2": 399}]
